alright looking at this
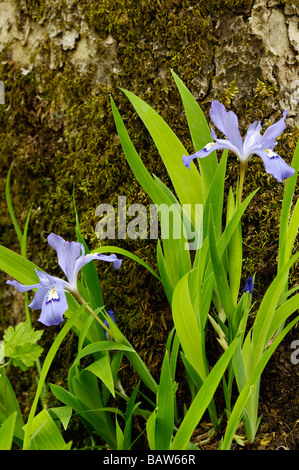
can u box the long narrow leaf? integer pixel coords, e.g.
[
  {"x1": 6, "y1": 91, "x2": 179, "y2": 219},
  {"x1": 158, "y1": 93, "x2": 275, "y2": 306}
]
[
  {"x1": 155, "y1": 351, "x2": 174, "y2": 450},
  {"x1": 0, "y1": 245, "x2": 39, "y2": 285},
  {"x1": 26, "y1": 409, "x2": 71, "y2": 450},
  {"x1": 202, "y1": 151, "x2": 227, "y2": 240},
  {"x1": 252, "y1": 251, "x2": 299, "y2": 361},
  {"x1": 5, "y1": 166, "x2": 23, "y2": 246},
  {"x1": 91, "y1": 245, "x2": 160, "y2": 282},
  {"x1": 110, "y1": 96, "x2": 166, "y2": 205},
  {"x1": 170, "y1": 335, "x2": 239, "y2": 450},
  {"x1": 0, "y1": 412, "x2": 17, "y2": 450},
  {"x1": 208, "y1": 206, "x2": 235, "y2": 320},
  {"x1": 23, "y1": 304, "x2": 86, "y2": 449},
  {"x1": 172, "y1": 269, "x2": 208, "y2": 381},
  {"x1": 171, "y1": 70, "x2": 218, "y2": 199},
  {"x1": 221, "y1": 315, "x2": 299, "y2": 449},
  {"x1": 106, "y1": 315, "x2": 158, "y2": 395},
  {"x1": 120, "y1": 88, "x2": 204, "y2": 206},
  {"x1": 278, "y1": 139, "x2": 299, "y2": 271}
]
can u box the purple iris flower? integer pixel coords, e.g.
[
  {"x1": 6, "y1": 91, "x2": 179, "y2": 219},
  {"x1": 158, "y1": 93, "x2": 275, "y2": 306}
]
[
  {"x1": 182, "y1": 100, "x2": 294, "y2": 183},
  {"x1": 6, "y1": 233, "x2": 122, "y2": 327}
]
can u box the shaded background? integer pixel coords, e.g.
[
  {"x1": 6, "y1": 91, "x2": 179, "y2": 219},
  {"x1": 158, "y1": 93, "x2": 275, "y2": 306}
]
[{"x1": 0, "y1": 0, "x2": 298, "y2": 449}]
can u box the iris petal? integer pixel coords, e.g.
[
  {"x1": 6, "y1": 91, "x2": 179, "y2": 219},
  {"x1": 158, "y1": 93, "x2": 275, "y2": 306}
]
[
  {"x1": 183, "y1": 137, "x2": 242, "y2": 169},
  {"x1": 6, "y1": 279, "x2": 40, "y2": 293},
  {"x1": 73, "y1": 253, "x2": 122, "y2": 277},
  {"x1": 210, "y1": 101, "x2": 243, "y2": 150},
  {"x1": 259, "y1": 111, "x2": 288, "y2": 149},
  {"x1": 255, "y1": 149, "x2": 295, "y2": 183},
  {"x1": 35, "y1": 269, "x2": 67, "y2": 288},
  {"x1": 28, "y1": 286, "x2": 49, "y2": 310},
  {"x1": 243, "y1": 121, "x2": 262, "y2": 155},
  {"x1": 47, "y1": 233, "x2": 84, "y2": 285},
  {"x1": 38, "y1": 287, "x2": 68, "y2": 326}
]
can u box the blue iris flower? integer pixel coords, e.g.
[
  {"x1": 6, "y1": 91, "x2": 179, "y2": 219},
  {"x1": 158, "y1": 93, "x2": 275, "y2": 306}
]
[
  {"x1": 244, "y1": 276, "x2": 254, "y2": 295},
  {"x1": 6, "y1": 233, "x2": 122, "y2": 326},
  {"x1": 104, "y1": 309, "x2": 116, "y2": 329},
  {"x1": 183, "y1": 100, "x2": 295, "y2": 183},
  {"x1": 104, "y1": 309, "x2": 116, "y2": 341}
]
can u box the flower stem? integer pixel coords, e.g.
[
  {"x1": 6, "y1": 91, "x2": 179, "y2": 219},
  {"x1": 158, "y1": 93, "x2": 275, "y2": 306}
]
[
  {"x1": 73, "y1": 290, "x2": 115, "y2": 340},
  {"x1": 238, "y1": 162, "x2": 247, "y2": 205}
]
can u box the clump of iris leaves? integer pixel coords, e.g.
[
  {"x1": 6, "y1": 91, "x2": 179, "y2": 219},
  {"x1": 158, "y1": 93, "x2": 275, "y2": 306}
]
[{"x1": 1, "y1": 70, "x2": 299, "y2": 451}]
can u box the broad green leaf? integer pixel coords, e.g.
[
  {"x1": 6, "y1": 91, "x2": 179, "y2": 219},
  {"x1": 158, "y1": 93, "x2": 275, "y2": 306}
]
[
  {"x1": 252, "y1": 251, "x2": 299, "y2": 362},
  {"x1": 105, "y1": 314, "x2": 159, "y2": 395},
  {"x1": 208, "y1": 207, "x2": 235, "y2": 320},
  {"x1": 202, "y1": 151, "x2": 227, "y2": 241},
  {"x1": 73, "y1": 340, "x2": 133, "y2": 364},
  {"x1": 26, "y1": 409, "x2": 71, "y2": 450},
  {"x1": 77, "y1": 314, "x2": 97, "y2": 352},
  {"x1": 72, "y1": 369, "x2": 117, "y2": 447},
  {"x1": 0, "y1": 412, "x2": 17, "y2": 450},
  {"x1": 0, "y1": 373, "x2": 24, "y2": 446},
  {"x1": 170, "y1": 335, "x2": 239, "y2": 450},
  {"x1": 111, "y1": 96, "x2": 166, "y2": 206},
  {"x1": 85, "y1": 355, "x2": 115, "y2": 397},
  {"x1": 213, "y1": 188, "x2": 259, "y2": 264},
  {"x1": 120, "y1": 88, "x2": 204, "y2": 206},
  {"x1": 172, "y1": 269, "x2": 207, "y2": 381},
  {"x1": 155, "y1": 351, "x2": 174, "y2": 450},
  {"x1": 48, "y1": 406, "x2": 72, "y2": 431},
  {"x1": 221, "y1": 315, "x2": 299, "y2": 449},
  {"x1": 50, "y1": 382, "x2": 117, "y2": 448},
  {"x1": 0, "y1": 245, "x2": 39, "y2": 285},
  {"x1": 146, "y1": 410, "x2": 157, "y2": 450},
  {"x1": 171, "y1": 70, "x2": 218, "y2": 199},
  {"x1": 115, "y1": 415, "x2": 124, "y2": 450},
  {"x1": 278, "y1": 139, "x2": 299, "y2": 272},
  {"x1": 267, "y1": 292, "x2": 299, "y2": 341},
  {"x1": 23, "y1": 304, "x2": 86, "y2": 449},
  {"x1": 157, "y1": 239, "x2": 174, "y2": 304}
]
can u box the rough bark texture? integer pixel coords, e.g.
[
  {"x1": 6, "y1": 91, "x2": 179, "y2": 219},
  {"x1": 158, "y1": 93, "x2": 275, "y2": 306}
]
[{"x1": 0, "y1": 0, "x2": 298, "y2": 449}]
